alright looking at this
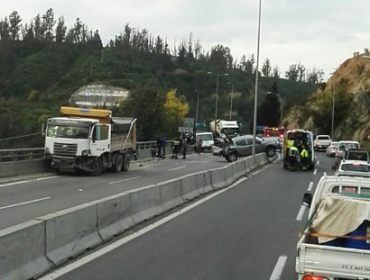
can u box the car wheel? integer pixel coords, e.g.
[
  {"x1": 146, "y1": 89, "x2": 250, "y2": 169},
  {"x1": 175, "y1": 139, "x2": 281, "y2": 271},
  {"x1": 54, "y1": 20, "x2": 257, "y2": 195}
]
[
  {"x1": 226, "y1": 152, "x2": 238, "y2": 162},
  {"x1": 266, "y1": 146, "x2": 276, "y2": 157}
]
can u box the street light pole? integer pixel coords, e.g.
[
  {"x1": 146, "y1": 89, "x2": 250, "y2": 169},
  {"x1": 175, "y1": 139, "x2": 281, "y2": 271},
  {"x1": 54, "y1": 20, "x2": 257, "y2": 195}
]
[
  {"x1": 252, "y1": 0, "x2": 262, "y2": 167},
  {"x1": 331, "y1": 75, "x2": 336, "y2": 138},
  {"x1": 229, "y1": 83, "x2": 234, "y2": 119},
  {"x1": 195, "y1": 90, "x2": 199, "y2": 126},
  {"x1": 216, "y1": 75, "x2": 219, "y2": 121}
]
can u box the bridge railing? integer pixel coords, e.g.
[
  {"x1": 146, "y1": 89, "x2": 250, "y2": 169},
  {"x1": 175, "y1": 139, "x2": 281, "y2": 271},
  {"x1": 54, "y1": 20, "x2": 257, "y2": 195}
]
[{"x1": 0, "y1": 141, "x2": 177, "y2": 163}]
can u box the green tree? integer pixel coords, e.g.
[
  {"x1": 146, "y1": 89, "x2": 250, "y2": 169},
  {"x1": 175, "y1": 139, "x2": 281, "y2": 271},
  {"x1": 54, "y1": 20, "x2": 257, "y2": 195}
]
[
  {"x1": 261, "y1": 58, "x2": 272, "y2": 77},
  {"x1": 257, "y1": 93, "x2": 281, "y2": 127},
  {"x1": 285, "y1": 64, "x2": 299, "y2": 81},
  {"x1": 9, "y1": 11, "x2": 22, "y2": 40},
  {"x1": 55, "y1": 16, "x2": 67, "y2": 43}
]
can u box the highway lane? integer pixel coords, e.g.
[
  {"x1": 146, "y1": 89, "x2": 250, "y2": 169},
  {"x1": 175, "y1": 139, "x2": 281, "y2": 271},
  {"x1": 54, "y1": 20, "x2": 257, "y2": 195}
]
[
  {"x1": 42, "y1": 152, "x2": 334, "y2": 280},
  {"x1": 0, "y1": 153, "x2": 229, "y2": 230}
]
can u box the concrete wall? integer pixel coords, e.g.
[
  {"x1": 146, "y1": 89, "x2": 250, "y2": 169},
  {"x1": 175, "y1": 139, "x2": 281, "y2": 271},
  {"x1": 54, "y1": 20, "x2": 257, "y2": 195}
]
[{"x1": 0, "y1": 153, "x2": 274, "y2": 280}]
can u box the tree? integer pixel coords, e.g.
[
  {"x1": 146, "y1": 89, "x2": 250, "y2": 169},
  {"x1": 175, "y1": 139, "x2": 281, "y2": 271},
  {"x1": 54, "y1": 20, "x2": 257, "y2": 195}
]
[
  {"x1": 257, "y1": 93, "x2": 281, "y2": 127},
  {"x1": 271, "y1": 81, "x2": 279, "y2": 93},
  {"x1": 0, "y1": 17, "x2": 11, "y2": 40},
  {"x1": 297, "y1": 62, "x2": 306, "y2": 82},
  {"x1": 163, "y1": 89, "x2": 189, "y2": 133},
  {"x1": 261, "y1": 58, "x2": 272, "y2": 77},
  {"x1": 307, "y1": 68, "x2": 319, "y2": 83},
  {"x1": 55, "y1": 16, "x2": 67, "y2": 43},
  {"x1": 42, "y1": 8, "x2": 56, "y2": 41},
  {"x1": 9, "y1": 11, "x2": 22, "y2": 40},
  {"x1": 272, "y1": 65, "x2": 280, "y2": 78},
  {"x1": 119, "y1": 83, "x2": 167, "y2": 140},
  {"x1": 244, "y1": 54, "x2": 255, "y2": 74},
  {"x1": 285, "y1": 64, "x2": 299, "y2": 81}
]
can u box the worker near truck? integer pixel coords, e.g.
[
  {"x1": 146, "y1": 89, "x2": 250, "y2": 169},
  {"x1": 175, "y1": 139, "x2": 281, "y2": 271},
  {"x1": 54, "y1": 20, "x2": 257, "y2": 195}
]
[
  {"x1": 286, "y1": 133, "x2": 294, "y2": 156},
  {"x1": 300, "y1": 145, "x2": 309, "y2": 170}
]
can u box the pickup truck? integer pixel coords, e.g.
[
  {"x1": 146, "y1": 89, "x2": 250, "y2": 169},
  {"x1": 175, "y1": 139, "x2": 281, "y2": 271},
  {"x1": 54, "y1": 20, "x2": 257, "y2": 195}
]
[
  {"x1": 296, "y1": 172, "x2": 370, "y2": 280},
  {"x1": 314, "y1": 135, "x2": 332, "y2": 151}
]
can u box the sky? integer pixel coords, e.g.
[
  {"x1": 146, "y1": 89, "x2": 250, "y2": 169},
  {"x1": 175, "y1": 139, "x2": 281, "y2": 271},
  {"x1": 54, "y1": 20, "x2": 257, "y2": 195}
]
[{"x1": 2, "y1": 0, "x2": 369, "y2": 80}]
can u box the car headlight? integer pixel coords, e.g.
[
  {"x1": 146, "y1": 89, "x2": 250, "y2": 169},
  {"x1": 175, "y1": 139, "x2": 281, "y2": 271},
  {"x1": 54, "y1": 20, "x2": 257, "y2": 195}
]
[{"x1": 82, "y1": 149, "x2": 90, "y2": 156}]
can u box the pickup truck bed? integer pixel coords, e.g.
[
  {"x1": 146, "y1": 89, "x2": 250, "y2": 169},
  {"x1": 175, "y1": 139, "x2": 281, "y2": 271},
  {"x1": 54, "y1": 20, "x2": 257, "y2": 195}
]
[{"x1": 296, "y1": 233, "x2": 370, "y2": 280}]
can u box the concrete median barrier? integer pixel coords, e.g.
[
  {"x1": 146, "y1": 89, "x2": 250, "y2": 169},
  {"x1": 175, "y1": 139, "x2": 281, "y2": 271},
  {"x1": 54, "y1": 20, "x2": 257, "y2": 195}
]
[
  {"x1": 195, "y1": 171, "x2": 214, "y2": 194},
  {"x1": 232, "y1": 160, "x2": 246, "y2": 181},
  {"x1": 210, "y1": 167, "x2": 228, "y2": 189},
  {"x1": 159, "y1": 179, "x2": 184, "y2": 211},
  {"x1": 96, "y1": 193, "x2": 135, "y2": 242},
  {"x1": 38, "y1": 203, "x2": 102, "y2": 266},
  {"x1": 246, "y1": 157, "x2": 252, "y2": 173},
  {"x1": 128, "y1": 185, "x2": 163, "y2": 224},
  {"x1": 180, "y1": 174, "x2": 201, "y2": 201},
  {"x1": 0, "y1": 220, "x2": 50, "y2": 280},
  {"x1": 0, "y1": 159, "x2": 49, "y2": 178},
  {"x1": 225, "y1": 163, "x2": 234, "y2": 185}
]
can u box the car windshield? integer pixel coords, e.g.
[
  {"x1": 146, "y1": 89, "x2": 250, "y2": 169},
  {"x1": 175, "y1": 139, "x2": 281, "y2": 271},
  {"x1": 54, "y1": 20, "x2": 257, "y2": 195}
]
[
  {"x1": 198, "y1": 134, "x2": 213, "y2": 141},
  {"x1": 347, "y1": 151, "x2": 368, "y2": 161},
  {"x1": 47, "y1": 125, "x2": 90, "y2": 139},
  {"x1": 340, "y1": 163, "x2": 370, "y2": 172},
  {"x1": 318, "y1": 136, "x2": 330, "y2": 140}
]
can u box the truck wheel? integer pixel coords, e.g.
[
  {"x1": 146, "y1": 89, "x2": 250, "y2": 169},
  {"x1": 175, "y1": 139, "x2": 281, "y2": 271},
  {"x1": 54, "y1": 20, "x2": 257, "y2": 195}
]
[
  {"x1": 122, "y1": 154, "x2": 131, "y2": 171},
  {"x1": 90, "y1": 158, "x2": 104, "y2": 176},
  {"x1": 113, "y1": 154, "x2": 123, "y2": 173}
]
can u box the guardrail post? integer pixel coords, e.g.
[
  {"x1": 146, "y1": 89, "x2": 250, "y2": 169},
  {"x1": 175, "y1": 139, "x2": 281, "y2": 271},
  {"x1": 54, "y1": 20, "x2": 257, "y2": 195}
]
[
  {"x1": 14, "y1": 152, "x2": 18, "y2": 161},
  {"x1": 30, "y1": 151, "x2": 33, "y2": 160}
]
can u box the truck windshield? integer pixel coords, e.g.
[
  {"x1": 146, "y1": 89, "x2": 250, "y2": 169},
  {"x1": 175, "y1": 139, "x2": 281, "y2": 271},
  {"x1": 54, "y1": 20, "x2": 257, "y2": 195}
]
[
  {"x1": 47, "y1": 125, "x2": 90, "y2": 139},
  {"x1": 222, "y1": 128, "x2": 239, "y2": 135},
  {"x1": 198, "y1": 134, "x2": 213, "y2": 141}
]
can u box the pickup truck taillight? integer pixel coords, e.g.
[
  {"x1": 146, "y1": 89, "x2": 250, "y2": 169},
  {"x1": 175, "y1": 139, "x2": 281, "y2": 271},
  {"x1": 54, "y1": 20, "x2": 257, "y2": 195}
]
[{"x1": 302, "y1": 276, "x2": 329, "y2": 280}]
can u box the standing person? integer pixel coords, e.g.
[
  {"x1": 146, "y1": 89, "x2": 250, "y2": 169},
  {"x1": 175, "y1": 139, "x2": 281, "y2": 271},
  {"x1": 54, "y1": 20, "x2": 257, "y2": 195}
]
[
  {"x1": 156, "y1": 137, "x2": 162, "y2": 157},
  {"x1": 161, "y1": 136, "x2": 166, "y2": 156},
  {"x1": 172, "y1": 137, "x2": 181, "y2": 159},
  {"x1": 300, "y1": 144, "x2": 309, "y2": 170},
  {"x1": 196, "y1": 136, "x2": 203, "y2": 155},
  {"x1": 182, "y1": 137, "x2": 187, "y2": 159}
]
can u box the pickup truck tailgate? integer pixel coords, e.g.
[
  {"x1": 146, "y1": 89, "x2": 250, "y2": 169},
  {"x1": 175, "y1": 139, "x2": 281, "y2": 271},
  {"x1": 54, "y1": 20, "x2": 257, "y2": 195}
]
[{"x1": 298, "y1": 243, "x2": 370, "y2": 278}]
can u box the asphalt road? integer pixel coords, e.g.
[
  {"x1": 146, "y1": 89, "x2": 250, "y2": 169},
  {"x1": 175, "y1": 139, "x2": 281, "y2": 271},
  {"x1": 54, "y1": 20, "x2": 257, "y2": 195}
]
[
  {"x1": 0, "y1": 153, "x2": 229, "y2": 230},
  {"x1": 44, "y1": 152, "x2": 335, "y2": 280}
]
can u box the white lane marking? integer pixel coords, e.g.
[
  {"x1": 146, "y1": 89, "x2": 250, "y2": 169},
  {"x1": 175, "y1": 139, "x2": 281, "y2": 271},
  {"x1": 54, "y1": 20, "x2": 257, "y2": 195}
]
[
  {"x1": 0, "y1": 197, "x2": 51, "y2": 210},
  {"x1": 269, "y1": 255, "x2": 288, "y2": 280},
  {"x1": 317, "y1": 160, "x2": 320, "y2": 165},
  {"x1": 0, "y1": 180, "x2": 30, "y2": 188},
  {"x1": 109, "y1": 176, "x2": 141, "y2": 185},
  {"x1": 38, "y1": 164, "x2": 273, "y2": 280},
  {"x1": 307, "y1": 182, "x2": 313, "y2": 192},
  {"x1": 36, "y1": 176, "x2": 59, "y2": 181},
  {"x1": 296, "y1": 205, "x2": 306, "y2": 221},
  {"x1": 169, "y1": 166, "x2": 187, "y2": 171},
  {"x1": 313, "y1": 168, "x2": 317, "y2": 175}
]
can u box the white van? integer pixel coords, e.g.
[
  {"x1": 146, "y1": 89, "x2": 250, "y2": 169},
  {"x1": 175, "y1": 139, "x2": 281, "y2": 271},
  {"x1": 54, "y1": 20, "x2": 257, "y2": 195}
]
[
  {"x1": 336, "y1": 140, "x2": 360, "y2": 157},
  {"x1": 196, "y1": 132, "x2": 214, "y2": 152}
]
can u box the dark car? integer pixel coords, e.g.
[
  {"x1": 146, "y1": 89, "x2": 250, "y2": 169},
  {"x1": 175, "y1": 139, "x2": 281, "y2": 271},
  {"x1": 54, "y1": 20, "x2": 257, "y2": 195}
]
[{"x1": 221, "y1": 135, "x2": 281, "y2": 162}]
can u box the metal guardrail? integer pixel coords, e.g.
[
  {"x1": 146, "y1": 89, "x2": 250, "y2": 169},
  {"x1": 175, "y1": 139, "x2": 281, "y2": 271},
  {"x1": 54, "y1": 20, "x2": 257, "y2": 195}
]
[{"x1": 0, "y1": 141, "x2": 178, "y2": 163}]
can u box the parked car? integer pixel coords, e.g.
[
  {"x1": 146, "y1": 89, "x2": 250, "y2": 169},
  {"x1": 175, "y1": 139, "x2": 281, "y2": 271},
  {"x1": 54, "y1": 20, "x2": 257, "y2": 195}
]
[
  {"x1": 326, "y1": 141, "x2": 338, "y2": 157},
  {"x1": 314, "y1": 135, "x2": 331, "y2": 151},
  {"x1": 220, "y1": 135, "x2": 281, "y2": 162}
]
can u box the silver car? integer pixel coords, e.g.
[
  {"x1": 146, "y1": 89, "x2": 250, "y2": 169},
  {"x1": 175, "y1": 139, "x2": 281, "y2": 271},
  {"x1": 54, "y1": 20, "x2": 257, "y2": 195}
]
[
  {"x1": 221, "y1": 135, "x2": 281, "y2": 162},
  {"x1": 326, "y1": 141, "x2": 338, "y2": 157}
]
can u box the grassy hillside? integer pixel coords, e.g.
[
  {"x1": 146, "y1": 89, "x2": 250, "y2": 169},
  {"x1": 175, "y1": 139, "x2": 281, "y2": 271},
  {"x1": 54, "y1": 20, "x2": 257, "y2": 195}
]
[{"x1": 0, "y1": 9, "x2": 319, "y2": 141}]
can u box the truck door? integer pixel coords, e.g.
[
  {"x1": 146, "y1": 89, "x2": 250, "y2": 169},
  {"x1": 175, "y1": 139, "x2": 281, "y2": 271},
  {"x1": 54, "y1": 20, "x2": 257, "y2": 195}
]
[{"x1": 91, "y1": 124, "x2": 111, "y2": 156}]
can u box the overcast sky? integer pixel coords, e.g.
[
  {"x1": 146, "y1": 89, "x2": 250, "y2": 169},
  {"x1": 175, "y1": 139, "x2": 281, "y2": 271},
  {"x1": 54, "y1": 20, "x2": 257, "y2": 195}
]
[{"x1": 2, "y1": 0, "x2": 369, "y2": 79}]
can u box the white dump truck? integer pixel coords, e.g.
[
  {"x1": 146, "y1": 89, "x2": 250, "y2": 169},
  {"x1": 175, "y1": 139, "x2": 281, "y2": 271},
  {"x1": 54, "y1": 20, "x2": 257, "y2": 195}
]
[
  {"x1": 297, "y1": 172, "x2": 370, "y2": 280},
  {"x1": 210, "y1": 119, "x2": 239, "y2": 138},
  {"x1": 44, "y1": 106, "x2": 137, "y2": 175}
]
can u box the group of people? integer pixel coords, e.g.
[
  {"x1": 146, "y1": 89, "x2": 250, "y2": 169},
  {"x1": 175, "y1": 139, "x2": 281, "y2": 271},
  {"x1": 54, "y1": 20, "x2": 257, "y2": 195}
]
[{"x1": 286, "y1": 133, "x2": 309, "y2": 170}]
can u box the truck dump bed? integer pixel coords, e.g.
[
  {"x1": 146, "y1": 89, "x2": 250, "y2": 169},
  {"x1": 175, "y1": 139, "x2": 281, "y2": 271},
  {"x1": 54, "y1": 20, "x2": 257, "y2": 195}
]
[{"x1": 110, "y1": 117, "x2": 136, "y2": 152}]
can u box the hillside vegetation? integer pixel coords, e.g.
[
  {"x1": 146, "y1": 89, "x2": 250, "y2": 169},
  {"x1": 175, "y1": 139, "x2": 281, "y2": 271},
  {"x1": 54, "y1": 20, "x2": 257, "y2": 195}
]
[
  {"x1": 282, "y1": 52, "x2": 370, "y2": 144},
  {"x1": 0, "y1": 8, "x2": 320, "y2": 142}
]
